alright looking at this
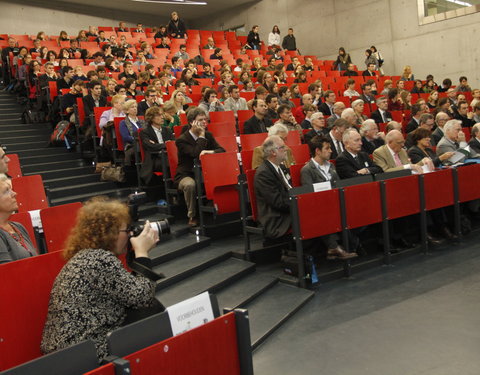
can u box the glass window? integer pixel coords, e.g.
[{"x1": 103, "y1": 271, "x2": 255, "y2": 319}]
[{"x1": 418, "y1": 0, "x2": 480, "y2": 25}]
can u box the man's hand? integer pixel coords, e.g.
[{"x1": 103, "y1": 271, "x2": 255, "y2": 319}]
[
  {"x1": 191, "y1": 120, "x2": 205, "y2": 137},
  {"x1": 439, "y1": 151, "x2": 455, "y2": 161},
  {"x1": 411, "y1": 164, "x2": 423, "y2": 174},
  {"x1": 199, "y1": 150, "x2": 214, "y2": 156},
  {"x1": 357, "y1": 168, "x2": 369, "y2": 175}
]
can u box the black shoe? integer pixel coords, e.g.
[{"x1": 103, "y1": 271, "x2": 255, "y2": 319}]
[
  {"x1": 427, "y1": 233, "x2": 443, "y2": 246},
  {"x1": 441, "y1": 226, "x2": 458, "y2": 241},
  {"x1": 355, "y1": 243, "x2": 367, "y2": 257}
]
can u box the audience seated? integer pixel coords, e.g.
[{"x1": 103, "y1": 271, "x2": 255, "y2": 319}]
[
  {"x1": 251, "y1": 123, "x2": 295, "y2": 170},
  {"x1": 436, "y1": 119, "x2": 470, "y2": 165},
  {"x1": 327, "y1": 119, "x2": 348, "y2": 159},
  {"x1": 360, "y1": 119, "x2": 385, "y2": 154},
  {"x1": 304, "y1": 112, "x2": 328, "y2": 145},
  {"x1": 244, "y1": 99, "x2": 272, "y2": 134},
  {"x1": 119, "y1": 99, "x2": 145, "y2": 165}
]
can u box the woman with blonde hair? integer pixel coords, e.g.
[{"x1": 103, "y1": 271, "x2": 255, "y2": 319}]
[
  {"x1": 400, "y1": 65, "x2": 414, "y2": 81},
  {"x1": 167, "y1": 89, "x2": 186, "y2": 114},
  {"x1": 427, "y1": 90, "x2": 439, "y2": 110},
  {"x1": 41, "y1": 197, "x2": 162, "y2": 359},
  {"x1": 119, "y1": 99, "x2": 145, "y2": 165}
]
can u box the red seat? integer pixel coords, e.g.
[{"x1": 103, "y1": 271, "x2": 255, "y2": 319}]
[
  {"x1": 200, "y1": 152, "x2": 240, "y2": 214},
  {"x1": 343, "y1": 181, "x2": 382, "y2": 229},
  {"x1": 289, "y1": 144, "x2": 310, "y2": 165},
  {"x1": 285, "y1": 130, "x2": 301, "y2": 146},
  {"x1": 390, "y1": 111, "x2": 403, "y2": 124},
  {"x1": 215, "y1": 136, "x2": 238, "y2": 153},
  {"x1": 240, "y1": 150, "x2": 254, "y2": 171},
  {"x1": 383, "y1": 175, "x2": 420, "y2": 219},
  {"x1": 165, "y1": 141, "x2": 178, "y2": 179},
  {"x1": 0, "y1": 252, "x2": 66, "y2": 371},
  {"x1": 75, "y1": 97, "x2": 86, "y2": 126},
  {"x1": 6, "y1": 154, "x2": 22, "y2": 178},
  {"x1": 457, "y1": 164, "x2": 480, "y2": 203},
  {"x1": 10, "y1": 212, "x2": 38, "y2": 250},
  {"x1": 93, "y1": 106, "x2": 111, "y2": 138},
  {"x1": 289, "y1": 163, "x2": 305, "y2": 187},
  {"x1": 239, "y1": 133, "x2": 267, "y2": 151},
  {"x1": 245, "y1": 169, "x2": 259, "y2": 222},
  {"x1": 239, "y1": 92, "x2": 255, "y2": 101},
  {"x1": 12, "y1": 175, "x2": 48, "y2": 212},
  {"x1": 208, "y1": 121, "x2": 237, "y2": 137},
  {"x1": 296, "y1": 189, "x2": 342, "y2": 239},
  {"x1": 48, "y1": 81, "x2": 58, "y2": 103},
  {"x1": 113, "y1": 116, "x2": 127, "y2": 151},
  {"x1": 423, "y1": 169, "x2": 454, "y2": 210},
  {"x1": 40, "y1": 203, "x2": 82, "y2": 253},
  {"x1": 237, "y1": 109, "x2": 253, "y2": 124},
  {"x1": 209, "y1": 111, "x2": 235, "y2": 125}
]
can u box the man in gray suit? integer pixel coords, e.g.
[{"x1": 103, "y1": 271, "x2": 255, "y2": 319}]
[
  {"x1": 300, "y1": 135, "x2": 357, "y2": 259},
  {"x1": 254, "y1": 135, "x2": 292, "y2": 242},
  {"x1": 431, "y1": 112, "x2": 450, "y2": 145},
  {"x1": 326, "y1": 102, "x2": 346, "y2": 129},
  {"x1": 436, "y1": 119, "x2": 469, "y2": 164}
]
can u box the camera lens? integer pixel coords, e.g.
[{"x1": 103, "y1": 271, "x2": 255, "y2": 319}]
[{"x1": 130, "y1": 219, "x2": 170, "y2": 237}]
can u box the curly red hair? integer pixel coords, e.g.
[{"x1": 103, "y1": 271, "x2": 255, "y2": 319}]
[{"x1": 63, "y1": 197, "x2": 130, "y2": 260}]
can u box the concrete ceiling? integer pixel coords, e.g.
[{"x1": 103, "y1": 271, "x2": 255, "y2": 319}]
[{"x1": 42, "y1": 0, "x2": 257, "y2": 22}]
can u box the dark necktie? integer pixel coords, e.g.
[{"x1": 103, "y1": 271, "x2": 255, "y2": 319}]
[
  {"x1": 259, "y1": 119, "x2": 266, "y2": 132},
  {"x1": 353, "y1": 155, "x2": 360, "y2": 166}
]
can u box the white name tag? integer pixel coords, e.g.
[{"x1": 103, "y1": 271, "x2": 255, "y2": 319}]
[
  {"x1": 28, "y1": 210, "x2": 43, "y2": 231},
  {"x1": 313, "y1": 181, "x2": 332, "y2": 192},
  {"x1": 167, "y1": 291, "x2": 214, "y2": 336}
]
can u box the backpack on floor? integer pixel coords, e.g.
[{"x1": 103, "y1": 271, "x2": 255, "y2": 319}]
[{"x1": 50, "y1": 120, "x2": 72, "y2": 147}]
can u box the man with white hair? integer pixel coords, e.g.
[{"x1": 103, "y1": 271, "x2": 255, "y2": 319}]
[
  {"x1": 254, "y1": 135, "x2": 292, "y2": 241},
  {"x1": 327, "y1": 119, "x2": 349, "y2": 159},
  {"x1": 294, "y1": 93, "x2": 313, "y2": 123},
  {"x1": 336, "y1": 128, "x2": 383, "y2": 179},
  {"x1": 360, "y1": 119, "x2": 385, "y2": 154},
  {"x1": 327, "y1": 102, "x2": 346, "y2": 128},
  {"x1": 251, "y1": 123, "x2": 295, "y2": 170},
  {"x1": 385, "y1": 121, "x2": 402, "y2": 133},
  {"x1": 340, "y1": 107, "x2": 357, "y2": 127},
  {"x1": 370, "y1": 96, "x2": 392, "y2": 124},
  {"x1": 468, "y1": 123, "x2": 480, "y2": 154},
  {"x1": 373, "y1": 130, "x2": 424, "y2": 173},
  {"x1": 431, "y1": 112, "x2": 450, "y2": 145},
  {"x1": 436, "y1": 119, "x2": 470, "y2": 164}
]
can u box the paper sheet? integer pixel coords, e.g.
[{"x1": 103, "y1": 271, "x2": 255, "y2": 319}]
[{"x1": 167, "y1": 292, "x2": 214, "y2": 336}]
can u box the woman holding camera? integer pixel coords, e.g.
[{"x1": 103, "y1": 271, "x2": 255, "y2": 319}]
[{"x1": 41, "y1": 198, "x2": 161, "y2": 360}]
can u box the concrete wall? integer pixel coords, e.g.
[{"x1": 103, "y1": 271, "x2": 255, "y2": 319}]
[
  {"x1": 193, "y1": 0, "x2": 480, "y2": 87},
  {"x1": 0, "y1": 0, "x2": 167, "y2": 36}
]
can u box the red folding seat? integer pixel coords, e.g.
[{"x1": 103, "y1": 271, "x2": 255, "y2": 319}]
[
  {"x1": 93, "y1": 106, "x2": 111, "y2": 137},
  {"x1": 12, "y1": 175, "x2": 49, "y2": 212},
  {"x1": 40, "y1": 203, "x2": 82, "y2": 253},
  {"x1": 215, "y1": 136, "x2": 238, "y2": 153},
  {"x1": 240, "y1": 133, "x2": 268, "y2": 151},
  {"x1": 6, "y1": 154, "x2": 22, "y2": 178},
  {"x1": 208, "y1": 121, "x2": 237, "y2": 137},
  {"x1": 209, "y1": 110, "x2": 235, "y2": 125},
  {"x1": 289, "y1": 144, "x2": 310, "y2": 165}
]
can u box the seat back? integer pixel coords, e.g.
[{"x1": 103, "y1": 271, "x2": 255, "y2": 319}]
[
  {"x1": 209, "y1": 110, "x2": 235, "y2": 124},
  {"x1": 215, "y1": 136, "x2": 238, "y2": 153},
  {"x1": 48, "y1": 81, "x2": 58, "y2": 103},
  {"x1": 200, "y1": 152, "x2": 240, "y2": 214},
  {"x1": 93, "y1": 106, "x2": 111, "y2": 138},
  {"x1": 173, "y1": 125, "x2": 183, "y2": 138},
  {"x1": 457, "y1": 163, "x2": 480, "y2": 203},
  {"x1": 165, "y1": 141, "x2": 178, "y2": 178},
  {"x1": 208, "y1": 121, "x2": 237, "y2": 137},
  {"x1": 239, "y1": 133, "x2": 267, "y2": 151},
  {"x1": 113, "y1": 116, "x2": 126, "y2": 151},
  {"x1": 343, "y1": 181, "x2": 382, "y2": 229},
  {"x1": 237, "y1": 109, "x2": 253, "y2": 123},
  {"x1": 296, "y1": 189, "x2": 342, "y2": 240},
  {"x1": 6, "y1": 154, "x2": 22, "y2": 178},
  {"x1": 10, "y1": 212, "x2": 38, "y2": 250},
  {"x1": 1, "y1": 340, "x2": 98, "y2": 375},
  {"x1": 289, "y1": 144, "x2": 310, "y2": 165},
  {"x1": 245, "y1": 169, "x2": 258, "y2": 221},
  {"x1": 383, "y1": 175, "x2": 420, "y2": 220},
  {"x1": 423, "y1": 169, "x2": 454, "y2": 210},
  {"x1": 0, "y1": 252, "x2": 66, "y2": 371},
  {"x1": 289, "y1": 163, "x2": 305, "y2": 187},
  {"x1": 240, "y1": 150, "x2": 254, "y2": 171},
  {"x1": 40, "y1": 203, "x2": 82, "y2": 253},
  {"x1": 75, "y1": 97, "x2": 86, "y2": 126},
  {"x1": 12, "y1": 175, "x2": 49, "y2": 212},
  {"x1": 285, "y1": 130, "x2": 301, "y2": 146}
]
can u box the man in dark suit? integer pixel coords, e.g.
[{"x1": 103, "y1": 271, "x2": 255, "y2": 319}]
[
  {"x1": 299, "y1": 135, "x2": 357, "y2": 259},
  {"x1": 83, "y1": 80, "x2": 107, "y2": 126},
  {"x1": 243, "y1": 99, "x2": 272, "y2": 134},
  {"x1": 137, "y1": 88, "x2": 159, "y2": 116},
  {"x1": 359, "y1": 83, "x2": 375, "y2": 105},
  {"x1": 304, "y1": 112, "x2": 328, "y2": 145},
  {"x1": 336, "y1": 128, "x2": 383, "y2": 179},
  {"x1": 362, "y1": 63, "x2": 376, "y2": 77},
  {"x1": 175, "y1": 107, "x2": 225, "y2": 226},
  {"x1": 317, "y1": 90, "x2": 336, "y2": 116},
  {"x1": 326, "y1": 118, "x2": 348, "y2": 159},
  {"x1": 370, "y1": 96, "x2": 392, "y2": 124},
  {"x1": 405, "y1": 113, "x2": 435, "y2": 149},
  {"x1": 431, "y1": 112, "x2": 449, "y2": 145},
  {"x1": 360, "y1": 119, "x2": 385, "y2": 154},
  {"x1": 139, "y1": 106, "x2": 174, "y2": 185},
  {"x1": 454, "y1": 101, "x2": 476, "y2": 128},
  {"x1": 56, "y1": 66, "x2": 75, "y2": 90},
  {"x1": 254, "y1": 135, "x2": 292, "y2": 242},
  {"x1": 468, "y1": 123, "x2": 480, "y2": 154},
  {"x1": 405, "y1": 103, "x2": 425, "y2": 133},
  {"x1": 343, "y1": 63, "x2": 358, "y2": 77}
]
